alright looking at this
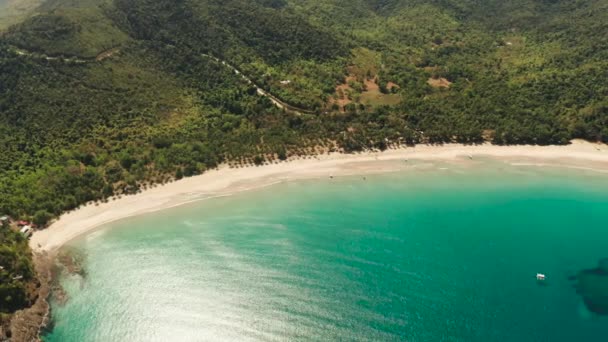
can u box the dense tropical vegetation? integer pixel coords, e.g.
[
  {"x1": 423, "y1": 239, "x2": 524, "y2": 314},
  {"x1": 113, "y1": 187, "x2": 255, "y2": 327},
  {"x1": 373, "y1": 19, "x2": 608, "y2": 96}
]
[
  {"x1": 0, "y1": 0, "x2": 607, "y2": 315},
  {"x1": 0, "y1": 219, "x2": 35, "y2": 314}
]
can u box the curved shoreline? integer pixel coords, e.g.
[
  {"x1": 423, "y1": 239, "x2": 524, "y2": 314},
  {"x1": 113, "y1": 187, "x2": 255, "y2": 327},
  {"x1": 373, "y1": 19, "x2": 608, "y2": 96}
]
[{"x1": 29, "y1": 141, "x2": 608, "y2": 253}]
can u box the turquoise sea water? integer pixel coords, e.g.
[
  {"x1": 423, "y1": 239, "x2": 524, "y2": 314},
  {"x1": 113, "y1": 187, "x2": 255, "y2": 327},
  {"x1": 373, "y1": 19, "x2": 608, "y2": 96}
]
[{"x1": 45, "y1": 161, "x2": 608, "y2": 341}]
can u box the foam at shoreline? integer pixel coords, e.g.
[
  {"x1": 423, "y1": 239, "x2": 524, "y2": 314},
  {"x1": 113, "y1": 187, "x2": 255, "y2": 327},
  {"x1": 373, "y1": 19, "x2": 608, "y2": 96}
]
[{"x1": 30, "y1": 141, "x2": 608, "y2": 253}]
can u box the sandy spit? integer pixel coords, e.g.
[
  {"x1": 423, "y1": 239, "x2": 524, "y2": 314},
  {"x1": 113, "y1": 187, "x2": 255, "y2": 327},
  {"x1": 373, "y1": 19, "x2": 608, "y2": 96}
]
[{"x1": 30, "y1": 141, "x2": 608, "y2": 252}]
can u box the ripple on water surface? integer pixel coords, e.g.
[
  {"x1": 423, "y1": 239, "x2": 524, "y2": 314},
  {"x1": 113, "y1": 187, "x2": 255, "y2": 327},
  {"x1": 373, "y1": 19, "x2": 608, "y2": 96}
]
[{"x1": 45, "y1": 162, "x2": 608, "y2": 341}]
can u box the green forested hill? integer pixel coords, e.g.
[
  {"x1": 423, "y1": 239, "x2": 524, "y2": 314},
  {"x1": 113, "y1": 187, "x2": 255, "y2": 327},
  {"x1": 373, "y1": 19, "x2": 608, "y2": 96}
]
[
  {"x1": 0, "y1": 2, "x2": 607, "y2": 311},
  {"x1": 1, "y1": 0, "x2": 607, "y2": 221},
  {"x1": 0, "y1": 0, "x2": 606, "y2": 316}
]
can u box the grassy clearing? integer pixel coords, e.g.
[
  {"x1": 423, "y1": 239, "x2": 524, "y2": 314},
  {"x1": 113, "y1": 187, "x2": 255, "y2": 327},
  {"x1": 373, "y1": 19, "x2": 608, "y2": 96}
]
[
  {"x1": 329, "y1": 48, "x2": 402, "y2": 110},
  {"x1": 0, "y1": 0, "x2": 43, "y2": 31},
  {"x1": 5, "y1": 6, "x2": 129, "y2": 58},
  {"x1": 427, "y1": 77, "x2": 452, "y2": 88},
  {"x1": 360, "y1": 90, "x2": 401, "y2": 106}
]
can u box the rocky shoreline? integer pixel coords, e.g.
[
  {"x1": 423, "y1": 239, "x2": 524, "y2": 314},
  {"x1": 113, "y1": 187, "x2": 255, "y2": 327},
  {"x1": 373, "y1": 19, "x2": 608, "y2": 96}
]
[
  {"x1": 4, "y1": 248, "x2": 87, "y2": 341},
  {"x1": 4, "y1": 254, "x2": 52, "y2": 342}
]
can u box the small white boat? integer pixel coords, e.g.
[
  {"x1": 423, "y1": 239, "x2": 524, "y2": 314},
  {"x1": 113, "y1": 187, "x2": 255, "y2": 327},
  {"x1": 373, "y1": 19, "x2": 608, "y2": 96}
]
[{"x1": 536, "y1": 273, "x2": 546, "y2": 281}]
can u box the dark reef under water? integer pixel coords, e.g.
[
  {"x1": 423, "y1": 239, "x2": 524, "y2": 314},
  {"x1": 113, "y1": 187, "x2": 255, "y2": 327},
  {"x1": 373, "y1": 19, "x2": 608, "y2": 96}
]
[{"x1": 571, "y1": 258, "x2": 608, "y2": 316}]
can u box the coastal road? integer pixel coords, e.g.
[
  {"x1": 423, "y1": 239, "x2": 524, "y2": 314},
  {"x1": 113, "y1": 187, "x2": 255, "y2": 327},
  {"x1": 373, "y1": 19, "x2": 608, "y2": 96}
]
[
  {"x1": 201, "y1": 53, "x2": 313, "y2": 115},
  {"x1": 7, "y1": 45, "x2": 312, "y2": 115}
]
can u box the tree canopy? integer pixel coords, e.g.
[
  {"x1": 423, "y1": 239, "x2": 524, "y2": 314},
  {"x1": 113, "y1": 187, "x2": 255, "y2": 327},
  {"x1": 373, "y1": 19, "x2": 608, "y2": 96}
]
[{"x1": 0, "y1": 0, "x2": 607, "y2": 314}]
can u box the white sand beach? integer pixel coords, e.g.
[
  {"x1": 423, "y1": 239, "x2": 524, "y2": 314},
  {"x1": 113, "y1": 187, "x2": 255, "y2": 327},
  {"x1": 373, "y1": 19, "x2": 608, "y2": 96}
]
[{"x1": 30, "y1": 140, "x2": 608, "y2": 252}]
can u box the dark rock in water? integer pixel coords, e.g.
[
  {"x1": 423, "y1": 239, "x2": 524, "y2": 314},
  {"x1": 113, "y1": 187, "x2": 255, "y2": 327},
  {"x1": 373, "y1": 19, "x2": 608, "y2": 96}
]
[
  {"x1": 51, "y1": 284, "x2": 69, "y2": 306},
  {"x1": 56, "y1": 247, "x2": 87, "y2": 278},
  {"x1": 571, "y1": 258, "x2": 608, "y2": 316}
]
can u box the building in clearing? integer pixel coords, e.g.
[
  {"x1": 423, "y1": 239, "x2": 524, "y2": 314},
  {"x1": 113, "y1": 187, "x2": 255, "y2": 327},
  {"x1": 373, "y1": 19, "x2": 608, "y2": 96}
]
[
  {"x1": 280, "y1": 80, "x2": 291, "y2": 85},
  {"x1": 19, "y1": 225, "x2": 32, "y2": 238}
]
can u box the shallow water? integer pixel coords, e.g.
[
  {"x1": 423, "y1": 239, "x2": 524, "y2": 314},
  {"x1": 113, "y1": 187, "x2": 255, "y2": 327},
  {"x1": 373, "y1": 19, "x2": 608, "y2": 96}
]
[{"x1": 44, "y1": 161, "x2": 608, "y2": 341}]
